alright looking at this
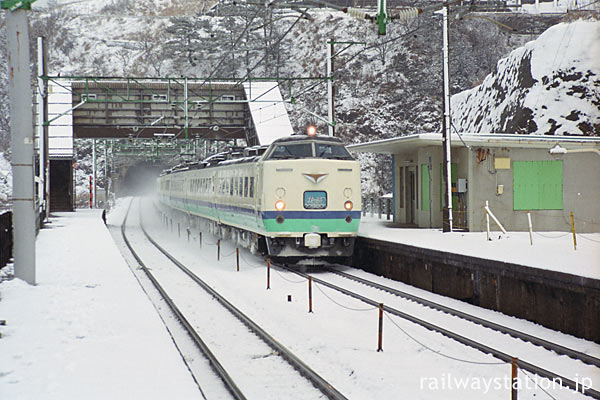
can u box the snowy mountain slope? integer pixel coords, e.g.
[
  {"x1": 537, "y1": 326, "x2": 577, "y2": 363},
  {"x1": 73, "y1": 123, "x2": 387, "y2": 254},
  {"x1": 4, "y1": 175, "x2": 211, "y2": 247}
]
[
  {"x1": 1, "y1": 1, "x2": 598, "y2": 205},
  {"x1": 451, "y1": 18, "x2": 600, "y2": 136}
]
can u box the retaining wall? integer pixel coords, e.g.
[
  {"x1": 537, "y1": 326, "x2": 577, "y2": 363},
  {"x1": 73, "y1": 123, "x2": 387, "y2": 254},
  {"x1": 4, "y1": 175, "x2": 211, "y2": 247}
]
[{"x1": 352, "y1": 237, "x2": 600, "y2": 343}]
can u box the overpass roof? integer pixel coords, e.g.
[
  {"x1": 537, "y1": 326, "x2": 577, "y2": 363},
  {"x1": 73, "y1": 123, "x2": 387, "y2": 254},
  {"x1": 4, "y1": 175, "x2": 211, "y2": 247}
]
[{"x1": 243, "y1": 81, "x2": 294, "y2": 145}]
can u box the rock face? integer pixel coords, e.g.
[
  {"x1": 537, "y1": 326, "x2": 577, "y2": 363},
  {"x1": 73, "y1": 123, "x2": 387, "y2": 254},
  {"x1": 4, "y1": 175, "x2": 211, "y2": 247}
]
[{"x1": 451, "y1": 19, "x2": 600, "y2": 136}]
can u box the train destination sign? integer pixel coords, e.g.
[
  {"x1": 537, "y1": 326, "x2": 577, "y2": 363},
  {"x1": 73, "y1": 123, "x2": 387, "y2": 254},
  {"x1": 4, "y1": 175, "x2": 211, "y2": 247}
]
[{"x1": 304, "y1": 191, "x2": 327, "y2": 209}]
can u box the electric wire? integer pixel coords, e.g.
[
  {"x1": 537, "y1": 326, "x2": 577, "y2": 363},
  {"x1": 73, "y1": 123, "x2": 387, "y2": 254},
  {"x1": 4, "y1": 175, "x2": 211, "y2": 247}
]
[
  {"x1": 313, "y1": 283, "x2": 378, "y2": 312},
  {"x1": 384, "y1": 312, "x2": 508, "y2": 366},
  {"x1": 520, "y1": 368, "x2": 559, "y2": 400}
]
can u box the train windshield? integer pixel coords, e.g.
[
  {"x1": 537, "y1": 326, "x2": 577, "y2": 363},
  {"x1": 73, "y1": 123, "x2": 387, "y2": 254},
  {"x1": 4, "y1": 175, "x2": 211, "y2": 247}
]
[
  {"x1": 266, "y1": 141, "x2": 354, "y2": 160},
  {"x1": 268, "y1": 143, "x2": 313, "y2": 159},
  {"x1": 315, "y1": 143, "x2": 354, "y2": 160}
]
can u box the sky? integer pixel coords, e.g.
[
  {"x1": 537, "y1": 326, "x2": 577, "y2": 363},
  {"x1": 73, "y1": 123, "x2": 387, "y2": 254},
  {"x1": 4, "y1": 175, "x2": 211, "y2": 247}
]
[{"x1": 0, "y1": 197, "x2": 598, "y2": 399}]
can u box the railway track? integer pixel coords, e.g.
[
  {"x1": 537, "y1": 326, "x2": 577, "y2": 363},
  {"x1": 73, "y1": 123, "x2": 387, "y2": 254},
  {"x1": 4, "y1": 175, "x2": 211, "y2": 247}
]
[
  {"x1": 121, "y1": 199, "x2": 347, "y2": 400},
  {"x1": 326, "y1": 267, "x2": 600, "y2": 368},
  {"x1": 276, "y1": 264, "x2": 600, "y2": 399}
]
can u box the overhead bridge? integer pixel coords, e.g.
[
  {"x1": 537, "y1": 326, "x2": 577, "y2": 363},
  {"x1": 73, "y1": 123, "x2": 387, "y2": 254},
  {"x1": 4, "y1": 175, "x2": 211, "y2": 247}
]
[
  {"x1": 47, "y1": 77, "x2": 293, "y2": 146},
  {"x1": 40, "y1": 77, "x2": 294, "y2": 211}
]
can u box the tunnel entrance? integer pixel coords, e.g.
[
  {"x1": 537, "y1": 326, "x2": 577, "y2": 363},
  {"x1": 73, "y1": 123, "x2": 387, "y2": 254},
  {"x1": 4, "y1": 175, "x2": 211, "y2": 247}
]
[
  {"x1": 118, "y1": 163, "x2": 166, "y2": 197},
  {"x1": 49, "y1": 159, "x2": 74, "y2": 212}
]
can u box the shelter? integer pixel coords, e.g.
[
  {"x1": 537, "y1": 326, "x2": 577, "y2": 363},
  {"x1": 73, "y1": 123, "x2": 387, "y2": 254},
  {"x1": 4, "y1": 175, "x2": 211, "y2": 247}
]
[{"x1": 349, "y1": 134, "x2": 600, "y2": 233}]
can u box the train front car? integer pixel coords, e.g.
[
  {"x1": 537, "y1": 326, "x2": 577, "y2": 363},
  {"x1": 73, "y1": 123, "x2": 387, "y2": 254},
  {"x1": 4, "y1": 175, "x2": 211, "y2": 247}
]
[{"x1": 258, "y1": 135, "x2": 361, "y2": 262}]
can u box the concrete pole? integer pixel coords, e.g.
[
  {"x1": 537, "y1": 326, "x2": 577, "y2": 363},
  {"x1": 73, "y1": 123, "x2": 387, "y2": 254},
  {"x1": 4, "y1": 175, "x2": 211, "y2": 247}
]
[
  {"x1": 36, "y1": 36, "x2": 48, "y2": 222},
  {"x1": 104, "y1": 140, "x2": 108, "y2": 206},
  {"x1": 184, "y1": 76, "x2": 189, "y2": 140},
  {"x1": 326, "y1": 39, "x2": 335, "y2": 137},
  {"x1": 440, "y1": 4, "x2": 453, "y2": 232},
  {"x1": 8, "y1": 9, "x2": 36, "y2": 284},
  {"x1": 93, "y1": 138, "x2": 97, "y2": 208}
]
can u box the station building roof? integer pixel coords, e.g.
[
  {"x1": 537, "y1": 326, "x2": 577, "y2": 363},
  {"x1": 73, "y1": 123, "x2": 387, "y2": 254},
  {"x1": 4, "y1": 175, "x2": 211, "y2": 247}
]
[{"x1": 348, "y1": 133, "x2": 600, "y2": 154}]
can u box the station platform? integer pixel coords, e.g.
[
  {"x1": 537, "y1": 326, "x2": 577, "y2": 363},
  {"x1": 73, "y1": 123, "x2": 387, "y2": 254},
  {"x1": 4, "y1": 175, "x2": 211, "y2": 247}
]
[
  {"x1": 358, "y1": 215, "x2": 600, "y2": 280},
  {"x1": 0, "y1": 209, "x2": 200, "y2": 399},
  {"x1": 355, "y1": 216, "x2": 600, "y2": 342}
]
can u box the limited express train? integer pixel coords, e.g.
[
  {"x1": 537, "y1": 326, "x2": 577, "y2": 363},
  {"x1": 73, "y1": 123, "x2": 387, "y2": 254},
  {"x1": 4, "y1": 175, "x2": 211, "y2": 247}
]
[{"x1": 157, "y1": 134, "x2": 361, "y2": 262}]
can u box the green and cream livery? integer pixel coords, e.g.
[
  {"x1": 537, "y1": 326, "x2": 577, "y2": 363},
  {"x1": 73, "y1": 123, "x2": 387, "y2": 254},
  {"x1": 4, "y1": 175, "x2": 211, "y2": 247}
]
[{"x1": 157, "y1": 135, "x2": 361, "y2": 261}]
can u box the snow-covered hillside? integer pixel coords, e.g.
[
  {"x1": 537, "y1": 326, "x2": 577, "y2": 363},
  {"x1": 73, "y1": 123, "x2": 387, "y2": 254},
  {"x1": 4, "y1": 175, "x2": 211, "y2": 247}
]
[
  {"x1": 0, "y1": 0, "x2": 598, "y2": 205},
  {"x1": 451, "y1": 18, "x2": 600, "y2": 135}
]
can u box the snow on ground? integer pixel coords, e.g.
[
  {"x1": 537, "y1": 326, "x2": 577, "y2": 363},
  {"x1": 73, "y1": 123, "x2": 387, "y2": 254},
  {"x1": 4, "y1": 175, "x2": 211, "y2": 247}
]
[
  {"x1": 139, "y1": 197, "x2": 598, "y2": 399},
  {"x1": 358, "y1": 215, "x2": 600, "y2": 280},
  {"x1": 0, "y1": 206, "x2": 200, "y2": 400},
  {"x1": 0, "y1": 197, "x2": 598, "y2": 399}
]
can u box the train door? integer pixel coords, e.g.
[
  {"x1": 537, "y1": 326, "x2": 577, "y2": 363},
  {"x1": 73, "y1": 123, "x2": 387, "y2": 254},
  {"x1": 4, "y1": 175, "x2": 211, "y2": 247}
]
[
  {"x1": 406, "y1": 169, "x2": 416, "y2": 225},
  {"x1": 254, "y1": 163, "x2": 262, "y2": 229}
]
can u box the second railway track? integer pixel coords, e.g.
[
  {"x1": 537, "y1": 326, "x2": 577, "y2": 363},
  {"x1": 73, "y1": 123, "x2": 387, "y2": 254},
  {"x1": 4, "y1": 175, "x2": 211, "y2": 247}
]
[
  {"x1": 325, "y1": 267, "x2": 600, "y2": 368},
  {"x1": 276, "y1": 263, "x2": 600, "y2": 399}
]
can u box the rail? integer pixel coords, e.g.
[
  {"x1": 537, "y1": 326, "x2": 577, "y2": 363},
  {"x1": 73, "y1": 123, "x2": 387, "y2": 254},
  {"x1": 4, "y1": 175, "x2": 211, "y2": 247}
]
[
  {"x1": 125, "y1": 198, "x2": 349, "y2": 400},
  {"x1": 327, "y1": 268, "x2": 600, "y2": 368},
  {"x1": 120, "y1": 200, "x2": 245, "y2": 400},
  {"x1": 278, "y1": 264, "x2": 600, "y2": 399}
]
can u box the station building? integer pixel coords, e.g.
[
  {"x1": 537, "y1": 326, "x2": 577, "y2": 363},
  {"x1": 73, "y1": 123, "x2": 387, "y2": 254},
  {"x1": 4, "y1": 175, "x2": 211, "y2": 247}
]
[{"x1": 349, "y1": 134, "x2": 600, "y2": 233}]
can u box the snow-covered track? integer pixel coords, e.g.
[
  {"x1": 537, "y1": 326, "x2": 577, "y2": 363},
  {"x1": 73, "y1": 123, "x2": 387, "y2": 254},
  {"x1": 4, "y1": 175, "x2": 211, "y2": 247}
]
[
  {"x1": 124, "y1": 199, "x2": 349, "y2": 400},
  {"x1": 121, "y1": 200, "x2": 244, "y2": 400},
  {"x1": 326, "y1": 267, "x2": 600, "y2": 368},
  {"x1": 278, "y1": 264, "x2": 600, "y2": 399}
]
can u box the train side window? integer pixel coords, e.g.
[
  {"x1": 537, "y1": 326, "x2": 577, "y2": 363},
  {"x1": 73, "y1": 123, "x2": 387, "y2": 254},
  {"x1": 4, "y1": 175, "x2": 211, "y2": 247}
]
[
  {"x1": 244, "y1": 177, "x2": 249, "y2": 197},
  {"x1": 249, "y1": 177, "x2": 254, "y2": 198},
  {"x1": 230, "y1": 178, "x2": 234, "y2": 196},
  {"x1": 239, "y1": 178, "x2": 243, "y2": 197}
]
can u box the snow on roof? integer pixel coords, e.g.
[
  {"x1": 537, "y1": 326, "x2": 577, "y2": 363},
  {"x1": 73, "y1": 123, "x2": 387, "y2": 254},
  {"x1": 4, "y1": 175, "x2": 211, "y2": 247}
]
[
  {"x1": 349, "y1": 133, "x2": 600, "y2": 154},
  {"x1": 243, "y1": 82, "x2": 293, "y2": 145},
  {"x1": 47, "y1": 81, "x2": 74, "y2": 158}
]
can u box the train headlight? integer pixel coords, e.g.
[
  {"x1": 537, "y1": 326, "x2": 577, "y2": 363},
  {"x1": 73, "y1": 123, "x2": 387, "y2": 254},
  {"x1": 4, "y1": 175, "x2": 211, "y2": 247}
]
[
  {"x1": 306, "y1": 124, "x2": 317, "y2": 136},
  {"x1": 275, "y1": 200, "x2": 286, "y2": 211},
  {"x1": 344, "y1": 200, "x2": 353, "y2": 211}
]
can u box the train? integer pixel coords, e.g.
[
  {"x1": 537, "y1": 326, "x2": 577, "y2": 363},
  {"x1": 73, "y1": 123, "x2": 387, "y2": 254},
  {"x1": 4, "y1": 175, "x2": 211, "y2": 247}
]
[{"x1": 156, "y1": 134, "x2": 362, "y2": 262}]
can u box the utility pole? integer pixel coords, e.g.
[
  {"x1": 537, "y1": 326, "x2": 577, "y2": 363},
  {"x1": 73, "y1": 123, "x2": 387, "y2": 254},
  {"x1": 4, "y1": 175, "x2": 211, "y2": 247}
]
[
  {"x1": 326, "y1": 40, "x2": 364, "y2": 137},
  {"x1": 326, "y1": 39, "x2": 335, "y2": 136},
  {"x1": 92, "y1": 139, "x2": 97, "y2": 208},
  {"x1": 437, "y1": 3, "x2": 453, "y2": 232},
  {"x1": 376, "y1": 0, "x2": 388, "y2": 35},
  {"x1": 37, "y1": 36, "x2": 49, "y2": 222},
  {"x1": 4, "y1": 0, "x2": 38, "y2": 284}
]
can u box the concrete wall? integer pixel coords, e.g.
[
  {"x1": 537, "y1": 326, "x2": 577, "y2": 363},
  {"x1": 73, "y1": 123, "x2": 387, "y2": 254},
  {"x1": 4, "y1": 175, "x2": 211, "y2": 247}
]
[
  {"x1": 391, "y1": 145, "x2": 600, "y2": 233},
  {"x1": 353, "y1": 236, "x2": 600, "y2": 343}
]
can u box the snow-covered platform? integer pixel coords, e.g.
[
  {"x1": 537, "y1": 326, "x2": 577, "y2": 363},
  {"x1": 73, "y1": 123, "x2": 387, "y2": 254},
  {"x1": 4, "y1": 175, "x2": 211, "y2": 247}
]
[
  {"x1": 358, "y1": 216, "x2": 600, "y2": 280},
  {"x1": 355, "y1": 216, "x2": 600, "y2": 342},
  {"x1": 0, "y1": 209, "x2": 200, "y2": 399}
]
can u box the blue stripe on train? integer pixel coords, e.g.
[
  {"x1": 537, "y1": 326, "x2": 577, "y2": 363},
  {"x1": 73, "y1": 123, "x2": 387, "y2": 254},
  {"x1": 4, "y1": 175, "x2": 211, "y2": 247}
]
[{"x1": 166, "y1": 195, "x2": 361, "y2": 220}]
